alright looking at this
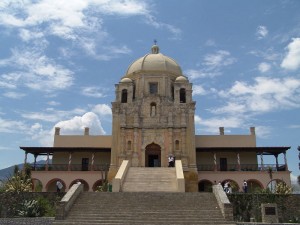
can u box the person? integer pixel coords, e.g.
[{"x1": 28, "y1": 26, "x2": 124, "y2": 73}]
[
  {"x1": 243, "y1": 180, "x2": 248, "y2": 193},
  {"x1": 168, "y1": 155, "x2": 174, "y2": 167},
  {"x1": 227, "y1": 182, "x2": 232, "y2": 193},
  {"x1": 223, "y1": 181, "x2": 229, "y2": 193},
  {"x1": 56, "y1": 180, "x2": 63, "y2": 192}
]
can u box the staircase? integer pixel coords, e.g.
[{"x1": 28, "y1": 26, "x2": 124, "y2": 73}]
[
  {"x1": 122, "y1": 167, "x2": 177, "y2": 192},
  {"x1": 53, "y1": 192, "x2": 236, "y2": 225}
]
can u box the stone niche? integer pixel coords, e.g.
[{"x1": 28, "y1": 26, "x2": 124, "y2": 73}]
[{"x1": 261, "y1": 203, "x2": 278, "y2": 223}]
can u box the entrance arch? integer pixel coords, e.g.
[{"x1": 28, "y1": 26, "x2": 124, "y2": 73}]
[{"x1": 145, "y1": 143, "x2": 161, "y2": 167}]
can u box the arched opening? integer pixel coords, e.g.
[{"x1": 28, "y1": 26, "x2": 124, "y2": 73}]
[
  {"x1": 267, "y1": 179, "x2": 285, "y2": 193},
  {"x1": 32, "y1": 178, "x2": 43, "y2": 192},
  {"x1": 121, "y1": 89, "x2": 128, "y2": 103},
  {"x1": 247, "y1": 179, "x2": 264, "y2": 193},
  {"x1": 69, "y1": 179, "x2": 89, "y2": 192},
  {"x1": 198, "y1": 180, "x2": 213, "y2": 192},
  {"x1": 145, "y1": 143, "x2": 161, "y2": 167},
  {"x1": 221, "y1": 179, "x2": 239, "y2": 193},
  {"x1": 180, "y1": 88, "x2": 186, "y2": 103},
  {"x1": 93, "y1": 180, "x2": 106, "y2": 192},
  {"x1": 46, "y1": 179, "x2": 66, "y2": 192}
]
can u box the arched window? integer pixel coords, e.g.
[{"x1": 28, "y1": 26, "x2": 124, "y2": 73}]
[
  {"x1": 121, "y1": 89, "x2": 127, "y2": 103},
  {"x1": 150, "y1": 102, "x2": 156, "y2": 117},
  {"x1": 171, "y1": 85, "x2": 174, "y2": 100},
  {"x1": 127, "y1": 141, "x2": 132, "y2": 150},
  {"x1": 180, "y1": 88, "x2": 186, "y2": 103},
  {"x1": 175, "y1": 140, "x2": 180, "y2": 150}
]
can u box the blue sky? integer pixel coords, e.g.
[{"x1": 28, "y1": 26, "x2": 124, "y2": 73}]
[{"x1": 0, "y1": 0, "x2": 299, "y2": 181}]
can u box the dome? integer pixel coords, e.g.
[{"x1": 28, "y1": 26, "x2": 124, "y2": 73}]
[
  {"x1": 125, "y1": 45, "x2": 182, "y2": 77},
  {"x1": 120, "y1": 77, "x2": 132, "y2": 83},
  {"x1": 175, "y1": 75, "x2": 188, "y2": 83}
]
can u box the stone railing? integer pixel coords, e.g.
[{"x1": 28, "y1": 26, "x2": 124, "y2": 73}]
[
  {"x1": 198, "y1": 164, "x2": 287, "y2": 171},
  {"x1": 175, "y1": 160, "x2": 185, "y2": 192},
  {"x1": 55, "y1": 182, "x2": 83, "y2": 220},
  {"x1": 212, "y1": 184, "x2": 233, "y2": 221},
  {"x1": 112, "y1": 160, "x2": 130, "y2": 192}
]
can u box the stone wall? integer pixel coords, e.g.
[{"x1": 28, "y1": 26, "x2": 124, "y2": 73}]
[
  {"x1": 0, "y1": 192, "x2": 64, "y2": 218},
  {"x1": 228, "y1": 193, "x2": 300, "y2": 223}
]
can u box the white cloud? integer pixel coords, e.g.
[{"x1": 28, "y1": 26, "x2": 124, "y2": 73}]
[
  {"x1": 217, "y1": 77, "x2": 300, "y2": 115},
  {"x1": 281, "y1": 38, "x2": 300, "y2": 70},
  {"x1": 185, "y1": 69, "x2": 221, "y2": 80},
  {"x1": 3, "y1": 91, "x2": 26, "y2": 99},
  {"x1": 258, "y1": 62, "x2": 271, "y2": 73},
  {"x1": 82, "y1": 86, "x2": 107, "y2": 98},
  {"x1": 203, "y1": 50, "x2": 236, "y2": 69},
  {"x1": 256, "y1": 25, "x2": 268, "y2": 39},
  {"x1": 193, "y1": 85, "x2": 206, "y2": 96},
  {"x1": 92, "y1": 104, "x2": 112, "y2": 116},
  {"x1": 21, "y1": 107, "x2": 86, "y2": 122},
  {"x1": 47, "y1": 101, "x2": 60, "y2": 106},
  {"x1": 0, "y1": 48, "x2": 74, "y2": 92},
  {"x1": 54, "y1": 112, "x2": 106, "y2": 135},
  {"x1": 0, "y1": 117, "x2": 28, "y2": 133},
  {"x1": 254, "y1": 126, "x2": 272, "y2": 139},
  {"x1": 194, "y1": 115, "x2": 243, "y2": 134}
]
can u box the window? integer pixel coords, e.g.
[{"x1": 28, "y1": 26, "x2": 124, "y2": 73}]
[
  {"x1": 180, "y1": 88, "x2": 186, "y2": 103},
  {"x1": 121, "y1": 89, "x2": 127, "y2": 103},
  {"x1": 171, "y1": 85, "x2": 174, "y2": 100},
  {"x1": 149, "y1": 83, "x2": 158, "y2": 94}
]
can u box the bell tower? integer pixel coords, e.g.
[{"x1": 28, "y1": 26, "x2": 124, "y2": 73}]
[{"x1": 109, "y1": 44, "x2": 197, "y2": 179}]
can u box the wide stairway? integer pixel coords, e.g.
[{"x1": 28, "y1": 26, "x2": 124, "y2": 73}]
[
  {"x1": 122, "y1": 167, "x2": 177, "y2": 192},
  {"x1": 53, "y1": 192, "x2": 236, "y2": 225}
]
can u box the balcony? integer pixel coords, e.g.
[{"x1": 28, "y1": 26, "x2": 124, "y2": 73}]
[
  {"x1": 197, "y1": 164, "x2": 287, "y2": 172},
  {"x1": 30, "y1": 163, "x2": 109, "y2": 172}
]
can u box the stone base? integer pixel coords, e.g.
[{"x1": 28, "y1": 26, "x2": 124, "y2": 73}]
[{"x1": 184, "y1": 171, "x2": 198, "y2": 192}]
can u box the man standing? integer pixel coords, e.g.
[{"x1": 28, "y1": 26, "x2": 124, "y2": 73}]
[
  {"x1": 56, "y1": 180, "x2": 63, "y2": 192},
  {"x1": 243, "y1": 180, "x2": 248, "y2": 193}
]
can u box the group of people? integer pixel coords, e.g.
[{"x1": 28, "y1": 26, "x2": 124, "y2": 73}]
[
  {"x1": 219, "y1": 179, "x2": 248, "y2": 193},
  {"x1": 168, "y1": 155, "x2": 175, "y2": 167}
]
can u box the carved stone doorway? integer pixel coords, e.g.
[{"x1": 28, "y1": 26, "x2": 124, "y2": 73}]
[{"x1": 145, "y1": 143, "x2": 161, "y2": 167}]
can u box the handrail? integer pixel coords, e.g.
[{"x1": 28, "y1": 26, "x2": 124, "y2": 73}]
[
  {"x1": 112, "y1": 160, "x2": 130, "y2": 192},
  {"x1": 175, "y1": 160, "x2": 185, "y2": 192},
  {"x1": 212, "y1": 184, "x2": 233, "y2": 221},
  {"x1": 31, "y1": 163, "x2": 109, "y2": 171},
  {"x1": 55, "y1": 183, "x2": 83, "y2": 220}
]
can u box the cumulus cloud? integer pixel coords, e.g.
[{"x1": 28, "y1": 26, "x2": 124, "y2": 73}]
[
  {"x1": 192, "y1": 85, "x2": 206, "y2": 96},
  {"x1": 216, "y1": 77, "x2": 300, "y2": 115},
  {"x1": 258, "y1": 62, "x2": 271, "y2": 73},
  {"x1": 0, "y1": 48, "x2": 74, "y2": 92},
  {"x1": 194, "y1": 115, "x2": 243, "y2": 134},
  {"x1": 54, "y1": 112, "x2": 105, "y2": 135},
  {"x1": 203, "y1": 50, "x2": 236, "y2": 69},
  {"x1": 82, "y1": 86, "x2": 107, "y2": 98},
  {"x1": 0, "y1": 117, "x2": 28, "y2": 133},
  {"x1": 256, "y1": 25, "x2": 268, "y2": 39},
  {"x1": 92, "y1": 104, "x2": 112, "y2": 116},
  {"x1": 3, "y1": 91, "x2": 26, "y2": 99},
  {"x1": 281, "y1": 38, "x2": 300, "y2": 70},
  {"x1": 185, "y1": 69, "x2": 221, "y2": 80}
]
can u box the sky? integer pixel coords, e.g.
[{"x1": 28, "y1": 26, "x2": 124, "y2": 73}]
[{"x1": 0, "y1": 0, "x2": 299, "y2": 182}]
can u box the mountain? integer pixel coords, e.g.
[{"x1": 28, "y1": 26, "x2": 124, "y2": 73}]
[{"x1": 0, "y1": 160, "x2": 49, "y2": 181}]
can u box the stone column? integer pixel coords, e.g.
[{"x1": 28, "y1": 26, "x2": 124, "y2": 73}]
[
  {"x1": 275, "y1": 154, "x2": 279, "y2": 170},
  {"x1": 236, "y1": 152, "x2": 241, "y2": 171},
  {"x1": 68, "y1": 152, "x2": 72, "y2": 171},
  {"x1": 213, "y1": 152, "x2": 217, "y2": 171},
  {"x1": 260, "y1": 152, "x2": 264, "y2": 171},
  {"x1": 132, "y1": 128, "x2": 139, "y2": 166},
  {"x1": 91, "y1": 152, "x2": 95, "y2": 171},
  {"x1": 46, "y1": 152, "x2": 49, "y2": 171},
  {"x1": 34, "y1": 154, "x2": 38, "y2": 171},
  {"x1": 283, "y1": 151, "x2": 288, "y2": 170}
]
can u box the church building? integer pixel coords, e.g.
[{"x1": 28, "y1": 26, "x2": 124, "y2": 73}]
[{"x1": 20, "y1": 44, "x2": 291, "y2": 192}]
